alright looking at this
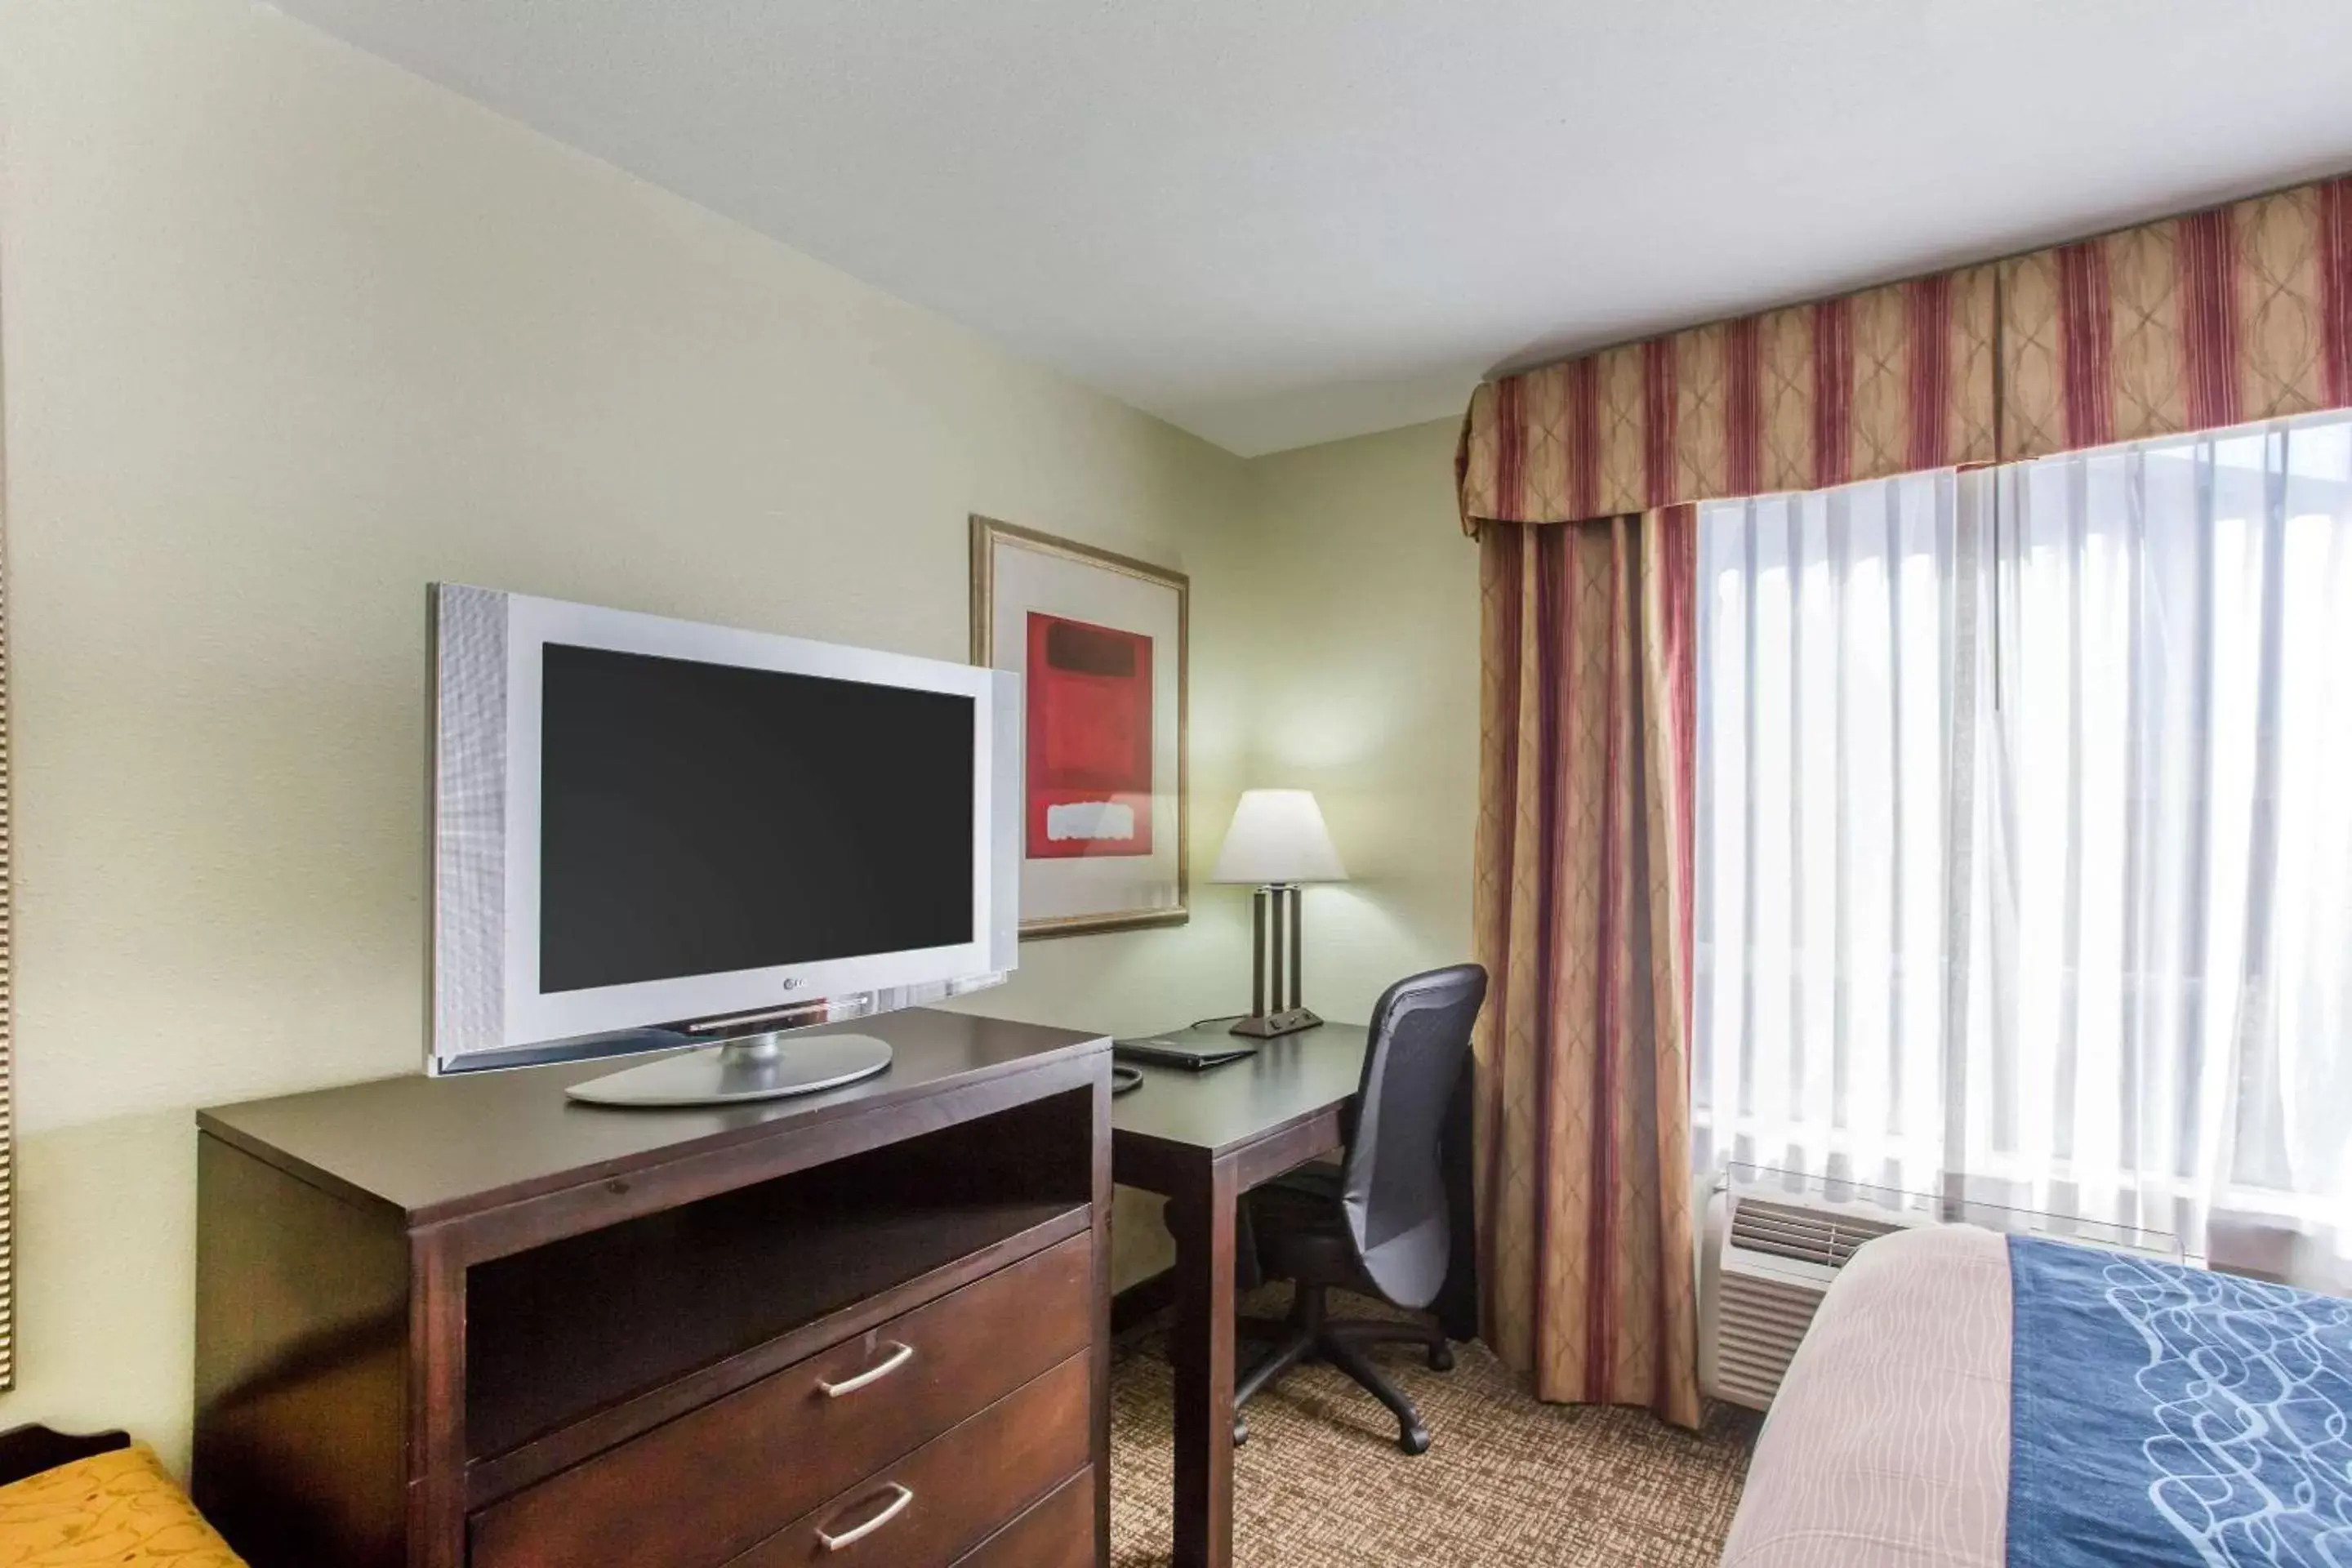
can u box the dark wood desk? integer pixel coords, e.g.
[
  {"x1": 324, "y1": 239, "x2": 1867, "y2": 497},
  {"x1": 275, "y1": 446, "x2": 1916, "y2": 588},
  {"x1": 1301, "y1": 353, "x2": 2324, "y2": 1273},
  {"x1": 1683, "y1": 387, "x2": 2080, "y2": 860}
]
[
  {"x1": 1113, "y1": 1021, "x2": 1363, "y2": 1568},
  {"x1": 1111, "y1": 1021, "x2": 1476, "y2": 1568}
]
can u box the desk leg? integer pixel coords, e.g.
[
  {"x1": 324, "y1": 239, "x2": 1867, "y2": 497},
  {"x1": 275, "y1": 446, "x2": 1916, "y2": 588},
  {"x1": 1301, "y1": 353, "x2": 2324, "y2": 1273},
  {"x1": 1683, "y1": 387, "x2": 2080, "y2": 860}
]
[{"x1": 1166, "y1": 1159, "x2": 1238, "y2": 1568}]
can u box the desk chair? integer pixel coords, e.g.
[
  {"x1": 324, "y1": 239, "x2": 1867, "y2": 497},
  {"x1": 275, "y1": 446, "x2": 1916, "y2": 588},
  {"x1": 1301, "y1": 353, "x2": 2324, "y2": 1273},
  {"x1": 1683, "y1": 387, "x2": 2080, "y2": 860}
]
[{"x1": 1232, "y1": 963, "x2": 1487, "y2": 1454}]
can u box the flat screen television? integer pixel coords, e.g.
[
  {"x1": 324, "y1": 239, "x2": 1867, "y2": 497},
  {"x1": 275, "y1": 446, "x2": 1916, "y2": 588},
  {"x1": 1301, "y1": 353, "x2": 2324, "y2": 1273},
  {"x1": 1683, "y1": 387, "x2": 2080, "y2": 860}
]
[{"x1": 428, "y1": 584, "x2": 1020, "y2": 1105}]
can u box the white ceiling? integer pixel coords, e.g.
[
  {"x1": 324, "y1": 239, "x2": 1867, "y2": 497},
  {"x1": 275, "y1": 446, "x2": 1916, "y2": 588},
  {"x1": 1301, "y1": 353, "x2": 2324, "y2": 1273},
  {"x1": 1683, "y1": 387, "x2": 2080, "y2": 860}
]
[{"x1": 268, "y1": 0, "x2": 2352, "y2": 457}]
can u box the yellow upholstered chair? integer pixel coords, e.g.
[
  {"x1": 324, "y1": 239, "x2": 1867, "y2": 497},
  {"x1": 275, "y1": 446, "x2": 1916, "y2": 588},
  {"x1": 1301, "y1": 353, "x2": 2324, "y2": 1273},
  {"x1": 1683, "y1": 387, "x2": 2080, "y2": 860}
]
[{"x1": 0, "y1": 1432, "x2": 244, "y2": 1566}]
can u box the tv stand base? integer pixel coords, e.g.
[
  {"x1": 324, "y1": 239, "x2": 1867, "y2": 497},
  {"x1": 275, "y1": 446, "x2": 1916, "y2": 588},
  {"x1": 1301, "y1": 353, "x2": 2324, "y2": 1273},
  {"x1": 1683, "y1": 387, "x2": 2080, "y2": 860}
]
[{"x1": 565, "y1": 1031, "x2": 893, "y2": 1107}]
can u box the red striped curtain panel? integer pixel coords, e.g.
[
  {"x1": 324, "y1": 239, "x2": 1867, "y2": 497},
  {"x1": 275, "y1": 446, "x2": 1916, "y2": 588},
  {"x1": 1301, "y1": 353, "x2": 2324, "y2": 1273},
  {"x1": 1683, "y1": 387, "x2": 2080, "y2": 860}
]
[
  {"x1": 1472, "y1": 507, "x2": 1703, "y2": 1427},
  {"x1": 1459, "y1": 174, "x2": 2352, "y2": 532}
]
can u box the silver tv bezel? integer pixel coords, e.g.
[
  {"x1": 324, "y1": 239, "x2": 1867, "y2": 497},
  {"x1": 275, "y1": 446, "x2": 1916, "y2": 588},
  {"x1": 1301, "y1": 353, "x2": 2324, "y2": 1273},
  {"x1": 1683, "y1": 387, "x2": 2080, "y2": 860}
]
[{"x1": 429, "y1": 584, "x2": 1020, "y2": 1076}]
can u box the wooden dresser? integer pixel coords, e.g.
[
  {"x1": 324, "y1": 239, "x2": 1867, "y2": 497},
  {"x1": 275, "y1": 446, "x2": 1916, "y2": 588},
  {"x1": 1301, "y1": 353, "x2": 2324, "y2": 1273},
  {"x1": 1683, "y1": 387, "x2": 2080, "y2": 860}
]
[{"x1": 191, "y1": 1009, "x2": 1110, "y2": 1568}]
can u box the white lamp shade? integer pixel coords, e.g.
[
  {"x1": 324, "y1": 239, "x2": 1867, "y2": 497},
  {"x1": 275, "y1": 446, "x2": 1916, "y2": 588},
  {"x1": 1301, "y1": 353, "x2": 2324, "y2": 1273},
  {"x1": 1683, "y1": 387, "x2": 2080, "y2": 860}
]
[{"x1": 1209, "y1": 789, "x2": 1348, "y2": 884}]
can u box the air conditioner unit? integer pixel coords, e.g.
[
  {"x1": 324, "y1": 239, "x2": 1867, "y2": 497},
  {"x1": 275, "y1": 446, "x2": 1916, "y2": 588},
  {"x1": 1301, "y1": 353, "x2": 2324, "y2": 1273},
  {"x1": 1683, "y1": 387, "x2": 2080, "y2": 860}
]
[{"x1": 1698, "y1": 1177, "x2": 1927, "y2": 1410}]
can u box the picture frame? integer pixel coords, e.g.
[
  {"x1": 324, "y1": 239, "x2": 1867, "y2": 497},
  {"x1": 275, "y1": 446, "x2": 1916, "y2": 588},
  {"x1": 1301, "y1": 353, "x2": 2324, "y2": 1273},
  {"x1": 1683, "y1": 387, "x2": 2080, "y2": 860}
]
[
  {"x1": 0, "y1": 304, "x2": 16, "y2": 1390},
  {"x1": 969, "y1": 515, "x2": 1188, "y2": 938}
]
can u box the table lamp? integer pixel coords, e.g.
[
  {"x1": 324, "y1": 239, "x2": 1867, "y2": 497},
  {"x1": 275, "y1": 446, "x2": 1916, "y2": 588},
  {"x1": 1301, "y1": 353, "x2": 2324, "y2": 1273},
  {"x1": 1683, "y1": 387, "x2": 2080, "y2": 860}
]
[{"x1": 1210, "y1": 789, "x2": 1348, "y2": 1037}]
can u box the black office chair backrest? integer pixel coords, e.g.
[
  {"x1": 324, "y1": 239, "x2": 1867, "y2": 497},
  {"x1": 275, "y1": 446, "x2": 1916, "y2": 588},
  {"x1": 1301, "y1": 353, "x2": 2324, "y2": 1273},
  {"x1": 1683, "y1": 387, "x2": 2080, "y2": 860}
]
[{"x1": 1339, "y1": 963, "x2": 1488, "y2": 1311}]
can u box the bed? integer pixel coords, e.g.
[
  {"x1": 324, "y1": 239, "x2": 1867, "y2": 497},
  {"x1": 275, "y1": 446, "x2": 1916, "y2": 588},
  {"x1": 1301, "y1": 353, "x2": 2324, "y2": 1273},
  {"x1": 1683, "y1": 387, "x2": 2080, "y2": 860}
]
[
  {"x1": 0, "y1": 1423, "x2": 247, "y2": 1564},
  {"x1": 1717, "y1": 1224, "x2": 2352, "y2": 1567}
]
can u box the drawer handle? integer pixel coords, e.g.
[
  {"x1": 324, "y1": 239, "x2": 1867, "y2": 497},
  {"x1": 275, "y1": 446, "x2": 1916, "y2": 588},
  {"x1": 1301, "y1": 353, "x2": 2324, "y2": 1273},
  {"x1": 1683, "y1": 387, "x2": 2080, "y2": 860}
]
[
  {"x1": 817, "y1": 1341, "x2": 915, "y2": 1398},
  {"x1": 817, "y1": 1483, "x2": 914, "y2": 1552}
]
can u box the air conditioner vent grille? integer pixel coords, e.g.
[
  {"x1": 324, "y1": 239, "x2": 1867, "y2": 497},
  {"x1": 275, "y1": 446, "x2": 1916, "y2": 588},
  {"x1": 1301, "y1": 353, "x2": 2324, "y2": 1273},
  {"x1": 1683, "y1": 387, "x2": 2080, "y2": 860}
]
[
  {"x1": 1726, "y1": 1197, "x2": 1906, "y2": 1269},
  {"x1": 1713, "y1": 1271, "x2": 1824, "y2": 1407}
]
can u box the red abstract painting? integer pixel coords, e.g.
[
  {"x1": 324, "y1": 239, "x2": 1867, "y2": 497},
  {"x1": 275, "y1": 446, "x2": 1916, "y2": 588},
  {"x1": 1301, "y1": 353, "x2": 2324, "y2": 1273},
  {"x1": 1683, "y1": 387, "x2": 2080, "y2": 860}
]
[{"x1": 1026, "y1": 612, "x2": 1153, "y2": 859}]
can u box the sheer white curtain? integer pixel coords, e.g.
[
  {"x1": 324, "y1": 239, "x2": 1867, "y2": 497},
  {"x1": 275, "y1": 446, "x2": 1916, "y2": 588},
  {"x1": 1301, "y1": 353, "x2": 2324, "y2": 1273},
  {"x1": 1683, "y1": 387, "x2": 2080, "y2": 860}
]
[
  {"x1": 1693, "y1": 413, "x2": 2352, "y2": 1285},
  {"x1": 1692, "y1": 469, "x2": 1987, "y2": 1189},
  {"x1": 1979, "y1": 416, "x2": 2352, "y2": 1281}
]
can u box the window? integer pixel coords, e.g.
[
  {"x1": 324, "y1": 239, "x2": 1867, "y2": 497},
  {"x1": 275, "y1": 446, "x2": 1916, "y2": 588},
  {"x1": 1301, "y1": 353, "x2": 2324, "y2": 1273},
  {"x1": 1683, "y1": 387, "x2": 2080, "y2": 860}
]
[{"x1": 1692, "y1": 414, "x2": 2352, "y2": 1282}]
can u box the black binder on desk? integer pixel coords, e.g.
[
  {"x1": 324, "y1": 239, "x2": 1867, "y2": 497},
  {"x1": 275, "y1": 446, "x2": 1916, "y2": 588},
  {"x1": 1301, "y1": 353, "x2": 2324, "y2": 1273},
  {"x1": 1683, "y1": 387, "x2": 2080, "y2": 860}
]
[{"x1": 1111, "y1": 1033, "x2": 1260, "y2": 1071}]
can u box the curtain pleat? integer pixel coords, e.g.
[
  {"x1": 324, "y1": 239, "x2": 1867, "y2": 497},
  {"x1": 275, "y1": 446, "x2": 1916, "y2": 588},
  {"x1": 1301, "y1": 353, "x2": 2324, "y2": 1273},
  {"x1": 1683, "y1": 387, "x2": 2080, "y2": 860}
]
[{"x1": 1473, "y1": 510, "x2": 1702, "y2": 1428}]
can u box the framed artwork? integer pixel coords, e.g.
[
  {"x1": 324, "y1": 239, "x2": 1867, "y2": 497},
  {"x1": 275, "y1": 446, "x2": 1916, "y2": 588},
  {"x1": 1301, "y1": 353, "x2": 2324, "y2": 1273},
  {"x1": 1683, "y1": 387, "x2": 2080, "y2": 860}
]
[
  {"x1": 970, "y1": 515, "x2": 1187, "y2": 938},
  {"x1": 0, "y1": 306, "x2": 14, "y2": 1388}
]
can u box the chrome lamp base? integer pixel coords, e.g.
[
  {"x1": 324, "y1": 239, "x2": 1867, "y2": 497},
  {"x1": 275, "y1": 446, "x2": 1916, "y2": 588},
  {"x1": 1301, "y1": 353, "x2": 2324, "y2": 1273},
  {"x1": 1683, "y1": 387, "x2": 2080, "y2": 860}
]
[{"x1": 566, "y1": 1031, "x2": 893, "y2": 1108}]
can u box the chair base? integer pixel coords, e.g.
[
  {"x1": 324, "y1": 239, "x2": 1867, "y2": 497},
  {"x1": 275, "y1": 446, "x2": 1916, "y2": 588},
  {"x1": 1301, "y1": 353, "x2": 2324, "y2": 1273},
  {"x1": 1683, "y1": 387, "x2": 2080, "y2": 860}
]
[{"x1": 1232, "y1": 1285, "x2": 1452, "y2": 1454}]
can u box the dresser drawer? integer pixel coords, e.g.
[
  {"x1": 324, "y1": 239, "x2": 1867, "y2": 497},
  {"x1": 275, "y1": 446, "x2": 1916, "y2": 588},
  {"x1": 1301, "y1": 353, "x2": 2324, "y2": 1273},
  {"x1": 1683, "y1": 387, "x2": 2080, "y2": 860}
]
[
  {"x1": 470, "y1": 1235, "x2": 1091, "y2": 1568},
  {"x1": 949, "y1": 1466, "x2": 1097, "y2": 1568},
  {"x1": 725, "y1": 1353, "x2": 1089, "y2": 1567}
]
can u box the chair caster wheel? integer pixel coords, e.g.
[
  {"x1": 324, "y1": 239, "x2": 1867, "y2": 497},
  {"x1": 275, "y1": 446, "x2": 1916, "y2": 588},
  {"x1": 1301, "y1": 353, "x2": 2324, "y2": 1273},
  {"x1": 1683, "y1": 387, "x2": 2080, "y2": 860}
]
[
  {"x1": 1233, "y1": 1419, "x2": 1250, "y2": 1447},
  {"x1": 1428, "y1": 1343, "x2": 1454, "y2": 1372},
  {"x1": 1399, "y1": 1423, "x2": 1431, "y2": 1455}
]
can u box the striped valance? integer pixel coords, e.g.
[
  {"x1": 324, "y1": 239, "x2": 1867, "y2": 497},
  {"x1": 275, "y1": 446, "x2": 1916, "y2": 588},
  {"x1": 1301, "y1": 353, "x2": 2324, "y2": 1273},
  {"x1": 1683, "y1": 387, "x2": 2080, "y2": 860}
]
[{"x1": 1458, "y1": 174, "x2": 2352, "y2": 533}]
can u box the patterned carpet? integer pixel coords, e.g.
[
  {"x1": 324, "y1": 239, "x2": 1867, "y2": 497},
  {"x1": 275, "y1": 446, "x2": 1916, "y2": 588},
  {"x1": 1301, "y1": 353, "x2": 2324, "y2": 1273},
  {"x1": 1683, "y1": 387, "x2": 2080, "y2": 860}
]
[{"x1": 1110, "y1": 1293, "x2": 1761, "y2": 1568}]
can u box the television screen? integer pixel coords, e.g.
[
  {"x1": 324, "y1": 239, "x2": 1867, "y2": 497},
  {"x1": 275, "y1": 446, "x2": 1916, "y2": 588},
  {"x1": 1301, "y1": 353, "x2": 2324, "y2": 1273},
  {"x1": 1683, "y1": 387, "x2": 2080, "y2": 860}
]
[{"x1": 537, "y1": 642, "x2": 976, "y2": 995}]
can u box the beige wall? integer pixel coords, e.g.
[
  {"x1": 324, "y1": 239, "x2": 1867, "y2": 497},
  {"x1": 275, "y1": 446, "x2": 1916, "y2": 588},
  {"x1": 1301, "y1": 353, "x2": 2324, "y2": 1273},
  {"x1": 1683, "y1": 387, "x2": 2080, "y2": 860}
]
[
  {"x1": 0, "y1": 0, "x2": 1481, "y2": 1476},
  {"x1": 1241, "y1": 420, "x2": 1482, "y2": 1022},
  {"x1": 0, "y1": 0, "x2": 1267, "y2": 1466}
]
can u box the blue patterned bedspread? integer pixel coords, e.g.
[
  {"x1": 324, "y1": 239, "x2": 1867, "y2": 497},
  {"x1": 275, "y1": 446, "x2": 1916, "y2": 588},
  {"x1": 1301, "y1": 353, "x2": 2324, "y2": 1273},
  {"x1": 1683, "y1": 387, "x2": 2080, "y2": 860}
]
[{"x1": 2007, "y1": 1236, "x2": 2352, "y2": 1566}]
